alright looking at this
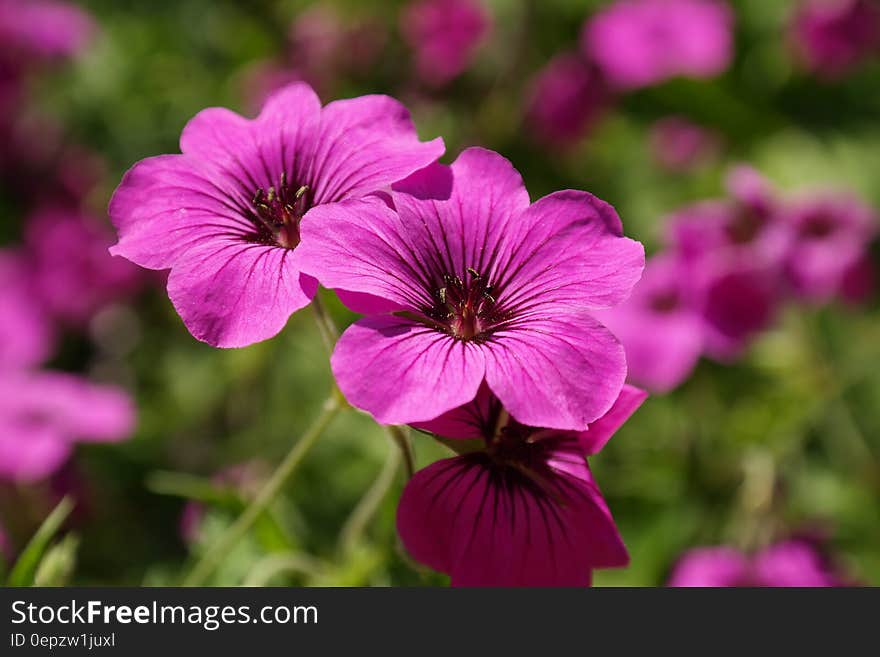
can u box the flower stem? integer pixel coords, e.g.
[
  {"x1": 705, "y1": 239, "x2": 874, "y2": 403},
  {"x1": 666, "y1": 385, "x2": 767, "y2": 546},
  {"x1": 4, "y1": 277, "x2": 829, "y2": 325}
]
[
  {"x1": 384, "y1": 425, "x2": 415, "y2": 480},
  {"x1": 183, "y1": 393, "x2": 342, "y2": 586},
  {"x1": 338, "y1": 437, "x2": 402, "y2": 555},
  {"x1": 311, "y1": 292, "x2": 338, "y2": 354}
]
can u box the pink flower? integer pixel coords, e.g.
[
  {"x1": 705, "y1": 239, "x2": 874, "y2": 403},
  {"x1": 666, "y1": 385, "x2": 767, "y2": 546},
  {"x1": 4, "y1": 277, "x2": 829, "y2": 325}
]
[
  {"x1": 791, "y1": 0, "x2": 880, "y2": 78},
  {"x1": 0, "y1": 0, "x2": 95, "y2": 61},
  {"x1": 524, "y1": 52, "x2": 610, "y2": 146},
  {"x1": 0, "y1": 370, "x2": 134, "y2": 482},
  {"x1": 0, "y1": 249, "x2": 54, "y2": 370},
  {"x1": 780, "y1": 191, "x2": 877, "y2": 303},
  {"x1": 594, "y1": 255, "x2": 704, "y2": 392},
  {"x1": 296, "y1": 147, "x2": 645, "y2": 429},
  {"x1": 582, "y1": 0, "x2": 733, "y2": 91},
  {"x1": 109, "y1": 82, "x2": 443, "y2": 348},
  {"x1": 25, "y1": 207, "x2": 144, "y2": 325},
  {"x1": 397, "y1": 384, "x2": 646, "y2": 586},
  {"x1": 669, "y1": 540, "x2": 847, "y2": 586},
  {"x1": 649, "y1": 116, "x2": 720, "y2": 172},
  {"x1": 665, "y1": 167, "x2": 785, "y2": 359},
  {"x1": 400, "y1": 0, "x2": 491, "y2": 86}
]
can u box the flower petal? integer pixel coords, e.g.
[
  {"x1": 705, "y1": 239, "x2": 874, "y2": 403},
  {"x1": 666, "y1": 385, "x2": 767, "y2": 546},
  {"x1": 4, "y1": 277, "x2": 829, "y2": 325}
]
[
  {"x1": 483, "y1": 314, "x2": 627, "y2": 430},
  {"x1": 0, "y1": 425, "x2": 71, "y2": 482},
  {"x1": 109, "y1": 154, "x2": 254, "y2": 270},
  {"x1": 309, "y1": 94, "x2": 444, "y2": 204},
  {"x1": 397, "y1": 450, "x2": 627, "y2": 586},
  {"x1": 411, "y1": 383, "x2": 498, "y2": 439},
  {"x1": 180, "y1": 82, "x2": 321, "y2": 192},
  {"x1": 331, "y1": 315, "x2": 485, "y2": 425},
  {"x1": 167, "y1": 238, "x2": 316, "y2": 348},
  {"x1": 495, "y1": 190, "x2": 645, "y2": 313},
  {"x1": 391, "y1": 147, "x2": 531, "y2": 279},
  {"x1": 295, "y1": 197, "x2": 436, "y2": 311},
  {"x1": 668, "y1": 547, "x2": 750, "y2": 587},
  {"x1": 575, "y1": 384, "x2": 647, "y2": 455}
]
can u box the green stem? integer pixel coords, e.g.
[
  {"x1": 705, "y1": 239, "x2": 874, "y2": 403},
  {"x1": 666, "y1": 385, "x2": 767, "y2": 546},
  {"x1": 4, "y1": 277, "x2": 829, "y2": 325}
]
[
  {"x1": 384, "y1": 425, "x2": 415, "y2": 480},
  {"x1": 183, "y1": 394, "x2": 342, "y2": 586},
  {"x1": 243, "y1": 553, "x2": 327, "y2": 587},
  {"x1": 311, "y1": 292, "x2": 338, "y2": 354},
  {"x1": 338, "y1": 439, "x2": 402, "y2": 555}
]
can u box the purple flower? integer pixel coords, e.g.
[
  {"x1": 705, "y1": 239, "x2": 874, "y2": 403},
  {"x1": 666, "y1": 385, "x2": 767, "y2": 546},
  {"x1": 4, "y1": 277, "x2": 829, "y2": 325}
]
[
  {"x1": 524, "y1": 52, "x2": 611, "y2": 146},
  {"x1": 665, "y1": 167, "x2": 785, "y2": 359},
  {"x1": 0, "y1": 249, "x2": 54, "y2": 371},
  {"x1": 0, "y1": 370, "x2": 134, "y2": 482},
  {"x1": 780, "y1": 191, "x2": 877, "y2": 303},
  {"x1": 295, "y1": 147, "x2": 645, "y2": 429},
  {"x1": 397, "y1": 384, "x2": 646, "y2": 586},
  {"x1": 649, "y1": 116, "x2": 720, "y2": 172},
  {"x1": 0, "y1": 0, "x2": 95, "y2": 61},
  {"x1": 791, "y1": 0, "x2": 880, "y2": 78},
  {"x1": 400, "y1": 0, "x2": 491, "y2": 87},
  {"x1": 669, "y1": 539, "x2": 848, "y2": 587},
  {"x1": 582, "y1": 0, "x2": 733, "y2": 91},
  {"x1": 109, "y1": 82, "x2": 443, "y2": 348},
  {"x1": 25, "y1": 207, "x2": 145, "y2": 325},
  {"x1": 594, "y1": 255, "x2": 704, "y2": 392}
]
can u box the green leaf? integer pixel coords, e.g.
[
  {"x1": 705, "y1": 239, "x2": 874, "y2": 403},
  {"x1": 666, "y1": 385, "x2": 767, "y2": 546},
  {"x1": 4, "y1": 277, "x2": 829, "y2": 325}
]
[{"x1": 7, "y1": 496, "x2": 76, "y2": 587}]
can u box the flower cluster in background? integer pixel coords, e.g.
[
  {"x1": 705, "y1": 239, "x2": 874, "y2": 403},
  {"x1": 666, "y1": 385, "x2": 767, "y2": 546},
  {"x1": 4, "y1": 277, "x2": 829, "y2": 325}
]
[
  {"x1": 600, "y1": 166, "x2": 877, "y2": 392},
  {"x1": 0, "y1": 0, "x2": 878, "y2": 587}
]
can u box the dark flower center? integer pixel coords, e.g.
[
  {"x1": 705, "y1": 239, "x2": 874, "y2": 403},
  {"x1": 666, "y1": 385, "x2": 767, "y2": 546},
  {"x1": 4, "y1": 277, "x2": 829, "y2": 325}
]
[
  {"x1": 725, "y1": 207, "x2": 763, "y2": 245},
  {"x1": 649, "y1": 289, "x2": 680, "y2": 313},
  {"x1": 799, "y1": 214, "x2": 835, "y2": 240},
  {"x1": 249, "y1": 173, "x2": 311, "y2": 248},
  {"x1": 426, "y1": 267, "x2": 500, "y2": 341}
]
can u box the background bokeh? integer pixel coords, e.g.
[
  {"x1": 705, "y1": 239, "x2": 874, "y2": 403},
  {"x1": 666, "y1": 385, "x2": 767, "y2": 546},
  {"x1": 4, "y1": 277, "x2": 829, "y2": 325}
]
[{"x1": 1, "y1": 0, "x2": 878, "y2": 586}]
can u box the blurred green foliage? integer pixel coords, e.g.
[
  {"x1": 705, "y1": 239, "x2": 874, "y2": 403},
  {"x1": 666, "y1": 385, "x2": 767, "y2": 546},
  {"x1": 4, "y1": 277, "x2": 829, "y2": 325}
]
[{"x1": 3, "y1": 0, "x2": 878, "y2": 586}]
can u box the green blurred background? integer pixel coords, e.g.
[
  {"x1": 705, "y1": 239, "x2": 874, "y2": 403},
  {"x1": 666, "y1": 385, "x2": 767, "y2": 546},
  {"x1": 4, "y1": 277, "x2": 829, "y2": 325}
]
[{"x1": 3, "y1": 0, "x2": 879, "y2": 586}]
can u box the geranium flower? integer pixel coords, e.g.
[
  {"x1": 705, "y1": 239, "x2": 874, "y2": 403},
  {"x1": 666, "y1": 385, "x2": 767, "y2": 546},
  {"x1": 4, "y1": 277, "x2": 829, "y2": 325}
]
[
  {"x1": 295, "y1": 147, "x2": 645, "y2": 428},
  {"x1": 582, "y1": 0, "x2": 733, "y2": 91},
  {"x1": 595, "y1": 255, "x2": 704, "y2": 392},
  {"x1": 25, "y1": 207, "x2": 144, "y2": 325},
  {"x1": 109, "y1": 82, "x2": 443, "y2": 347},
  {"x1": 0, "y1": 249, "x2": 54, "y2": 370},
  {"x1": 665, "y1": 167, "x2": 785, "y2": 359},
  {"x1": 524, "y1": 52, "x2": 611, "y2": 146},
  {"x1": 668, "y1": 539, "x2": 849, "y2": 587},
  {"x1": 0, "y1": 0, "x2": 95, "y2": 61},
  {"x1": 397, "y1": 384, "x2": 646, "y2": 586},
  {"x1": 649, "y1": 116, "x2": 720, "y2": 172},
  {"x1": 0, "y1": 370, "x2": 134, "y2": 482},
  {"x1": 400, "y1": 0, "x2": 491, "y2": 87},
  {"x1": 780, "y1": 191, "x2": 877, "y2": 303},
  {"x1": 791, "y1": 0, "x2": 880, "y2": 79}
]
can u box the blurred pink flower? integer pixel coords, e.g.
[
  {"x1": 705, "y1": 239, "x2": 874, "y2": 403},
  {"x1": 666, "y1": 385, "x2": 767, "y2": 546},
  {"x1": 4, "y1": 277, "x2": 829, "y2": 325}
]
[
  {"x1": 582, "y1": 0, "x2": 733, "y2": 91},
  {"x1": 401, "y1": 0, "x2": 491, "y2": 86},
  {"x1": 25, "y1": 207, "x2": 145, "y2": 325},
  {"x1": 524, "y1": 52, "x2": 610, "y2": 146},
  {"x1": 0, "y1": 370, "x2": 134, "y2": 482},
  {"x1": 0, "y1": 0, "x2": 95, "y2": 60},
  {"x1": 669, "y1": 539, "x2": 848, "y2": 586},
  {"x1": 649, "y1": 116, "x2": 720, "y2": 172},
  {"x1": 665, "y1": 167, "x2": 786, "y2": 359},
  {"x1": 780, "y1": 191, "x2": 877, "y2": 302},
  {"x1": 791, "y1": 0, "x2": 880, "y2": 78},
  {"x1": 595, "y1": 255, "x2": 704, "y2": 392},
  {"x1": 398, "y1": 384, "x2": 645, "y2": 586},
  {"x1": 109, "y1": 82, "x2": 443, "y2": 348},
  {"x1": 0, "y1": 249, "x2": 54, "y2": 370},
  {"x1": 296, "y1": 148, "x2": 644, "y2": 429}
]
